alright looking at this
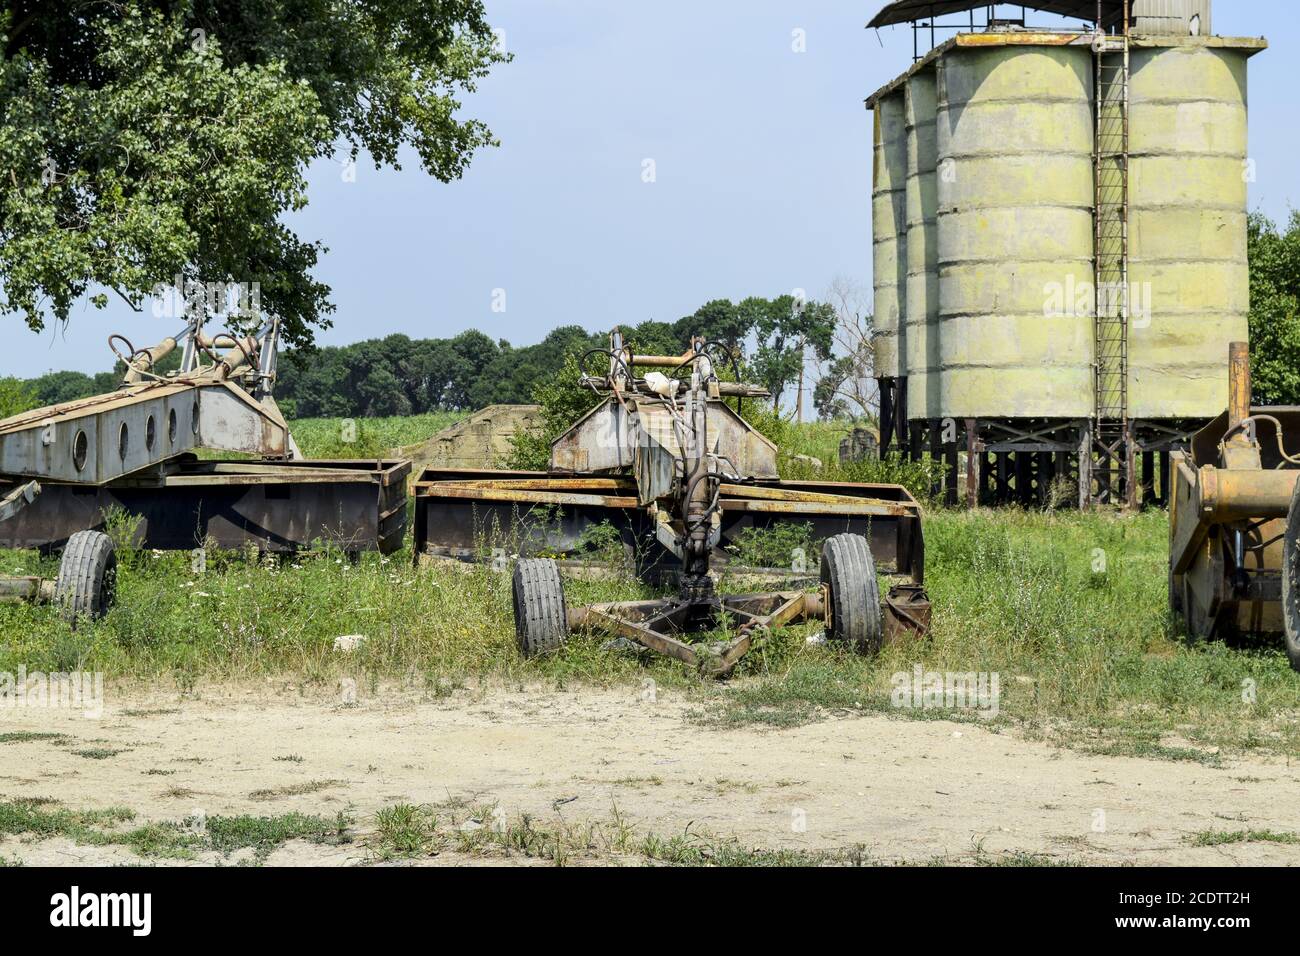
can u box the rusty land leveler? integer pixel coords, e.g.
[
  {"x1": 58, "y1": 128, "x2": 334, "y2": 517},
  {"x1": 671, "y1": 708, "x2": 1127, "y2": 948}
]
[
  {"x1": 414, "y1": 330, "x2": 931, "y2": 676},
  {"x1": 0, "y1": 315, "x2": 293, "y2": 622},
  {"x1": 1169, "y1": 343, "x2": 1300, "y2": 671},
  {"x1": 0, "y1": 314, "x2": 409, "y2": 623}
]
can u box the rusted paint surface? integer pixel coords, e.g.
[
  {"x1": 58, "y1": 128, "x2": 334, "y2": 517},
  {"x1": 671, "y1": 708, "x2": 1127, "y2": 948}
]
[
  {"x1": 568, "y1": 591, "x2": 821, "y2": 676},
  {"x1": 0, "y1": 381, "x2": 291, "y2": 486},
  {"x1": 0, "y1": 459, "x2": 409, "y2": 554},
  {"x1": 0, "y1": 481, "x2": 39, "y2": 522},
  {"x1": 414, "y1": 470, "x2": 926, "y2": 583},
  {"x1": 0, "y1": 576, "x2": 48, "y2": 603},
  {"x1": 550, "y1": 396, "x2": 778, "y2": 485},
  {"x1": 955, "y1": 32, "x2": 1089, "y2": 48},
  {"x1": 1170, "y1": 353, "x2": 1300, "y2": 646}
]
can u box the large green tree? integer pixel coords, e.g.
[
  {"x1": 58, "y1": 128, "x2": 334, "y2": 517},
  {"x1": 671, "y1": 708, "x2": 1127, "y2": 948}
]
[
  {"x1": 740, "y1": 295, "x2": 835, "y2": 412},
  {"x1": 1, "y1": 0, "x2": 507, "y2": 347},
  {"x1": 1247, "y1": 210, "x2": 1300, "y2": 406}
]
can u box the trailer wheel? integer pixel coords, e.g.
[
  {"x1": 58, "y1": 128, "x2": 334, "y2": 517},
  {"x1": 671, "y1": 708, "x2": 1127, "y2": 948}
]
[
  {"x1": 1283, "y1": 480, "x2": 1300, "y2": 672},
  {"x1": 54, "y1": 531, "x2": 117, "y2": 625},
  {"x1": 512, "y1": 558, "x2": 569, "y2": 658},
  {"x1": 820, "y1": 534, "x2": 883, "y2": 654}
]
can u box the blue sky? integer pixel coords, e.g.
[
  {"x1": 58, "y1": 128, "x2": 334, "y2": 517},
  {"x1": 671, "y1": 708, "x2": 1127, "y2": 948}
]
[{"x1": 6, "y1": 0, "x2": 1294, "y2": 376}]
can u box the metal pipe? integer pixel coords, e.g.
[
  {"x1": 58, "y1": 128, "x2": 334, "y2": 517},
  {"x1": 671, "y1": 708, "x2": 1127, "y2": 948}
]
[
  {"x1": 1197, "y1": 466, "x2": 1300, "y2": 522},
  {"x1": 123, "y1": 337, "x2": 178, "y2": 383},
  {"x1": 0, "y1": 576, "x2": 53, "y2": 604}
]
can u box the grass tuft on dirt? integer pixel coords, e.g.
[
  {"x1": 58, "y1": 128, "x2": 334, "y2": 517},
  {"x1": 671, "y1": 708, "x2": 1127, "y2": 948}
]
[
  {"x1": 0, "y1": 798, "x2": 351, "y2": 863},
  {"x1": 1189, "y1": 828, "x2": 1300, "y2": 847}
]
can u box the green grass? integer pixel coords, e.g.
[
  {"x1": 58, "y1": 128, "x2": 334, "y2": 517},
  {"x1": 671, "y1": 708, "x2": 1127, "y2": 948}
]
[
  {"x1": 247, "y1": 780, "x2": 341, "y2": 801},
  {"x1": 694, "y1": 507, "x2": 1300, "y2": 759},
  {"x1": 0, "y1": 798, "x2": 351, "y2": 862},
  {"x1": 71, "y1": 747, "x2": 128, "y2": 760},
  {"x1": 0, "y1": 506, "x2": 1296, "y2": 760},
  {"x1": 0, "y1": 732, "x2": 68, "y2": 744},
  {"x1": 289, "y1": 412, "x2": 466, "y2": 459},
  {"x1": 0, "y1": 795, "x2": 1062, "y2": 867},
  {"x1": 368, "y1": 799, "x2": 858, "y2": 866},
  {"x1": 1189, "y1": 829, "x2": 1300, "y2": 847},
  {"x1": 1, "y1": 413, "x2": 1298, "y2": 763},
  {"x1": 365, "y1": 800, "x2": 1084, "y2": 867}
]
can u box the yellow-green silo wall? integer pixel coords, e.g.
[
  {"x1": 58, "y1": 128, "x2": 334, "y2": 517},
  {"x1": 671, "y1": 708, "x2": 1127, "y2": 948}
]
[
  {"x1": 872, "y1": 93, "x2": 909, "y2": 381},
  {"x1": 905, "y1": 71, "x2": 940, "y2": 422},
  {"x1": 1127, "y1": 42, "x2": 1252, "y2": 419},
  {"x1": 936, "y1": 45, "x2": 1096, "y2": 419}
]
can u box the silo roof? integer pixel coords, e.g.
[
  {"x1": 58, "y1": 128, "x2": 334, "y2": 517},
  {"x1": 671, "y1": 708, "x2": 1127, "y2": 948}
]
[
  {"x1": 867, "y1": 1, "x2": 1126, "y2": 29},
  {"x1": 863, "y1": 31, "x2": 1266, "y2": 108}
]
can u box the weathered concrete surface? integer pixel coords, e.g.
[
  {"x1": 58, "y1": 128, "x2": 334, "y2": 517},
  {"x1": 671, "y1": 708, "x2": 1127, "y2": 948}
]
[
  {"x1": 399, "y1": 405, "x2": 540, "y2": 473},
  {"x1": 905, "y1": 71, "x2": 940, "y2": 421},
  {"x1": 872, "y1": 93, "x2": 908, "y2": 381},
  {"x1": 937, "y1": 44, "x2": 1095, "y2": 420},
  {"x1": 868, "y1": 32, "x2": 1266, "y2": 424},
  {"x1": 1128, "y1": 43, "x2": 1257, "y2": 419}
]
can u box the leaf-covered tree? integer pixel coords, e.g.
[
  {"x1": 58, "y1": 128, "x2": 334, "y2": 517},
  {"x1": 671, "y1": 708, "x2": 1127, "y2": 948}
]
[
  {"x1": 0, "y1": 375, "x2": 36, "y2": 418},
  {"x1": 1, "y1": 1, "x2": 507, "y2": 347},
  {"x1": 672, "y1": 299, "x2": 752, "y2": 354},
  {"x1": 1247, "y1": 210, "x2": 1300, "y2": 406},
  {"x1": 741, "y1": 295, "x2": 835, "y2": 413}
]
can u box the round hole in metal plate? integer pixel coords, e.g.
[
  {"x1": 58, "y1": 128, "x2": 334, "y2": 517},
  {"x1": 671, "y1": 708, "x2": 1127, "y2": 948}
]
[
  {"x1": 146, "y1": 415, "x2": 156, "y2": 452},
  {"x1": 118, "y1": 422, "x2": 129, "y2": 462},
  {"x1": 168, "y1": 408, "x2": 178, "y2": 444},
  {"x1": 73, "y1": 430, "x2": 88, "y2": 472}
]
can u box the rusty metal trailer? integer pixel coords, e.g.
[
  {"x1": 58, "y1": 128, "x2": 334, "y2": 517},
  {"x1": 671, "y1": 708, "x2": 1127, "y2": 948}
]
[
  {"x1": 414, "y1": 330, "x2": 931, "y2": 676},
  {"x1": 0, "y1": 316, "x2": 410, "y2": 622},
  {"x1": 414, "y1": 468, "x2": 924, "y2": 585},
  {"x1": 0, "y1": 458, "x2": 409, "y2": 555},
  {"x1": 1169, "y1": 344, "x2": 1300, "y2": 670}
]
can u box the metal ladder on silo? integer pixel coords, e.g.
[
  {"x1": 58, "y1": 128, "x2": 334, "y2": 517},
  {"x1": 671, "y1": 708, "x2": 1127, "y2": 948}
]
[{"x1": 1092, "y1": 16, "x2": 1132, "y2": 507}]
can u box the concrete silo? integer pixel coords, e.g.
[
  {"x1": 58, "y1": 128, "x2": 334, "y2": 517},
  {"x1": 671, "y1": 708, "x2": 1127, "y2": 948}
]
[
  {"x1": 871, "y1": 93, "x2": 908, "y2": 409},
  {"x1": 864, "y1": 1, "x2": 1265, "y2": 507},
  {"x1": 904, "y1": 72, "x2": 940, "y2": 427}
]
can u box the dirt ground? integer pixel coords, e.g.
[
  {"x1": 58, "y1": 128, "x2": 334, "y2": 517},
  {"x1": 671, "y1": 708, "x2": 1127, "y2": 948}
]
[{"x1": 2, "y1": 681, "x2": 1298, "y2": 866}]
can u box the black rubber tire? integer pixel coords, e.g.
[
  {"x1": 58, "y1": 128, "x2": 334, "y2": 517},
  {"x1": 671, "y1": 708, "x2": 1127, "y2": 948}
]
[
  {"x1": 54, "y1": 531, "x2": 117, "y2": 625},
  {"x1": 512, "y1": 558, "x2": 569, "y2": 658},
  {"x1": 1283, "y1": 479, "x2": 1300, "y2": 673},
  {"x1": 820, "y1": 533, "x2": 883, "y2": 654}
]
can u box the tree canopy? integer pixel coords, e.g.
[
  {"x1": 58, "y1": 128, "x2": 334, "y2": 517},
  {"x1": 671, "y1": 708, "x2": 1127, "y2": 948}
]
[
  {"x1": 1247, "y1": 210, "x2": 1300, "y2": 406},
  {"x1": 1, "y1": 0, "x2": 507, "y2": 347}
]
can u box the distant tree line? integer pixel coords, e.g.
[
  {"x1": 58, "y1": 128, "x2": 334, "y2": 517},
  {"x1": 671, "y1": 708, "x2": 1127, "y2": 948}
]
[{"x1": 1, "y1": 295, "x2": 847, "y2": 420}]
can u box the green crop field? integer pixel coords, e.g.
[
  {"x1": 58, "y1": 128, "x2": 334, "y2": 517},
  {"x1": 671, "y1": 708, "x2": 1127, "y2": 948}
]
[
  {"x1": 289, "y1": 412, "x2": 468, "y2": 459},
  {"x1": 0, "y1": 417, "x2": 1296, "y2": 766}
]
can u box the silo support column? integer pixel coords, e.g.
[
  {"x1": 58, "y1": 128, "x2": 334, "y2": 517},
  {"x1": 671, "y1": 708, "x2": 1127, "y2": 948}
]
[
  {"x1": 1141, "y1": 450, "x2": 1156, "y2": 507},
  {"x1": 1125, "y1": 423, "x2": 1140, "y2": 511},
  {"x1": 1078, "y1": 423, "x2": 1093, "y2": 510},
  {"x1": 928, "y1": 421, "x2": 944, "y2": 500},
  {"x1": 895, "y1": 379, "x2": 911, "y2": 453},
  {"x1": 965, "y1": 419, "x2": 981, "y2": 510},
  {"x1": 945, "y1": 439, "x2": 960, "y2": 508},
  {"x1": 878, "y1": 378, "x2": 897, "y2": 456}
]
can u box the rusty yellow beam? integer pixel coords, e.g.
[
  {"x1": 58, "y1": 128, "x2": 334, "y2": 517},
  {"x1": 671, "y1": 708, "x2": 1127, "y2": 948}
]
[
  {"x1": 719, "y1": 497, "x2": 911, "y2": 518},
  {"x1": 423, "y1": 484, "x2": 638, "y2": 509},
  {"x1": 718, "y1": 483, "x2": 916, "y2": 512}
]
